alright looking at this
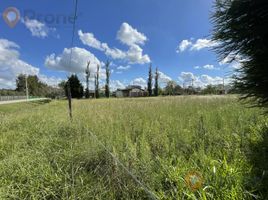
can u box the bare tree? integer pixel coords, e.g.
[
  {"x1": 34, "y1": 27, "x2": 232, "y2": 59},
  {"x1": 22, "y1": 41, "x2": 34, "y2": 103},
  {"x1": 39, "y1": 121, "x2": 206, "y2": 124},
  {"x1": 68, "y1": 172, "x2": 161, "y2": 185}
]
[
  {"x1": 95, "y1": 64, "x2": 100, "y2": 98},
  {"x1": 105, "y1": 60, "x2": 111, "y2": 98},
  {"x1": 154, "y1": 67, "x2": 159, "y2": 96},
  {"x1": 85, "y1": 61, "x2": 90, "y2": 98}
]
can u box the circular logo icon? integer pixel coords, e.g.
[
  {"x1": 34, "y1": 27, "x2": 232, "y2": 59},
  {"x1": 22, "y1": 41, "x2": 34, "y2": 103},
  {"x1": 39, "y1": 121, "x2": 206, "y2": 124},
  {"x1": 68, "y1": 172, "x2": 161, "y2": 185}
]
[
  {"x1": 3, "y1": 7, "x2": 20, "y2": 28},
  {"x1": 185, "y1": 171, "x2": 203, "y2": 190}
]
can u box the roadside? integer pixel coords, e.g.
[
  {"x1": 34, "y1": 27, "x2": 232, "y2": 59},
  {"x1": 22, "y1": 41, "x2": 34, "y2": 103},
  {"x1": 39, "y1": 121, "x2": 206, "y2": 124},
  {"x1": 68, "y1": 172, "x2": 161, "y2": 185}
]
[{"x1": 0, "y1": 98, "x2": 50, "y2": 105}]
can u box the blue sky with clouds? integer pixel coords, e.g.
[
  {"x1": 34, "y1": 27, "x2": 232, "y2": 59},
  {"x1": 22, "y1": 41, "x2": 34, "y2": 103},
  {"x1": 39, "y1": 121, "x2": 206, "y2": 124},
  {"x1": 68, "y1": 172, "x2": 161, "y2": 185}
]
[{"x1": 0, "y1": 0, "x2": 237, "y2": 90}]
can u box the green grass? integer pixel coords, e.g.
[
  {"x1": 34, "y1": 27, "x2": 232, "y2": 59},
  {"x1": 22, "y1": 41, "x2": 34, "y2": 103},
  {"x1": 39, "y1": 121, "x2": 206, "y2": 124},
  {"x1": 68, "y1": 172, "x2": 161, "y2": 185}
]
[{"x1": 0, "y1": 96, "x2": 267, "y2": 199}]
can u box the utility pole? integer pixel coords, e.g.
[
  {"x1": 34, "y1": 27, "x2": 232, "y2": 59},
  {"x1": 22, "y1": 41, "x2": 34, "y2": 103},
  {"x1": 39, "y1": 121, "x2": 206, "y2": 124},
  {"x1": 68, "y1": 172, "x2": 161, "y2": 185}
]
[{"x1": 25, "y1": 75, "x2": 29, "y2": 101}]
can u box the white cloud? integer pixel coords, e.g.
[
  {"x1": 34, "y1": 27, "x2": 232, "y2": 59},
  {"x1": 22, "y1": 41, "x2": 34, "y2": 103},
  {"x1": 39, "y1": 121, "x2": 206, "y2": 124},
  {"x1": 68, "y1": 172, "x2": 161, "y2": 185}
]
[
  {"x1": 126, "y1": 44, "x2": 150, "y2": 64},
  {"x1": 21, "y1": 18, "x2": 55, "y2": 38},
  {"x1": 158, "y1": 71, "x2": 172, "y2": 84},
  {"x1": 78, "y1": 22, "x2": 150, "y2": 64},
  {"x1": 78, "y1": 30, "x2": 103, "y2": 50},
  {"x1": 194, "y1": 64, "x2": 219, "y2": 70},
  {"x1": 190, "y1": 39, "x2": 218, "y2": 51},
  {"x1": 177, "y1": 39, "x2": 192, "y2": 52},
  {"x1": 110, "y1": 80, "x2": 125, "y2": 91},
  {"x1": 117, "y1": 22, "x2": 147, "y2": 46},
  {"x1": 0, "y1": 38, "x2": 61, "y2": 89},
  {"x1": 0, "y1": 39, "x2": 39, "y2": 88},
  {"x1": 117, "y1": 65, "x2": 131, "y2": 70},
  {"x1": 178, "y1": 72, "x2": 225, "y2": 88},
  {"x1": 177, "y1": 38, "x2": 219, "y2": 53},
  {"x1": 219, "y1": 54, "x2": 244, "y2": 69},
  {"x1": 39, "y1": 74, "x2": 62, "y2": 87},
  {"x1": 180, "y1": 72, "x2": 195, "y2": 82},
  {"x1": 131, "y1": 77, "x2": 147, "y2": 88},
  {"x1": 45, "y1": 47, "x2": 102, "y2": 74},
  {"x1": 203, "y1": 64, "x2": 214, "y2": 70}
]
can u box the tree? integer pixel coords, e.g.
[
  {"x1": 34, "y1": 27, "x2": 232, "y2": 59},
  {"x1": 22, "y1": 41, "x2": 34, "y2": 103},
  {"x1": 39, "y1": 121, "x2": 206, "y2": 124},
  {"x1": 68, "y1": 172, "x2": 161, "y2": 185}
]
[
  {"x1": 174, "y1": 85, "x2": 183, "y2": 95},
  {"x1": 147, "y1": 64, "x2": 153, "y2": 96},
  {"x1": 202, "y1": 85, "x2": 218, "y2": 95},
  {"x1": 66, "y1": 74, "x2": 84, "y2": 98},
  {"x1": 16, "y1": 74, "x2": 26, "y2": 92},
  {"x1": 58, "y1": 81, "x2": 66, "y2": 90},
  {"x1": 95, "y1": 64, "x2": 100, "y2": 98},
  {"x1": 154, "y1": 67, "x2": 159, "y2": 96},
  {"x1": 212, "y1": 0, "x2": 268, "y2": 108},
  {"x1": 105, "y1": 60, "x2": 110, "y2": 98},
  {"x1": 164, "y1": 81, "x2": 177, "y2": 95},
  {"x1": 16, "y1": 74, "x2": 47, "y2": 96},
  {"x1": 85, "y1": 61, "x2": 91, "y2": 99}
]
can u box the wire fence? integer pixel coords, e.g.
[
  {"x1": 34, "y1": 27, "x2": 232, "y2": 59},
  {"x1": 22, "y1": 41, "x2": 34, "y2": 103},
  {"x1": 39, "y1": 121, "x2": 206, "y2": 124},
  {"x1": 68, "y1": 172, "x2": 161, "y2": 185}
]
[
  {"x1": 0, "y1": 96, "x2": 27, "y2": 101},
  {"x1": 87, "y1": 129, "x2": 159, "y2": 200}
]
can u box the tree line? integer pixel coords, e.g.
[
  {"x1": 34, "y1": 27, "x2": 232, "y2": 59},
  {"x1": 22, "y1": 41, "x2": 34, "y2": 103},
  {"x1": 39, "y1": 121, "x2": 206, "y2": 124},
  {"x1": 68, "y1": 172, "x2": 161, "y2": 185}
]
[{"x1": 0, "y1": 60, "x2": 235, "y2": 99}]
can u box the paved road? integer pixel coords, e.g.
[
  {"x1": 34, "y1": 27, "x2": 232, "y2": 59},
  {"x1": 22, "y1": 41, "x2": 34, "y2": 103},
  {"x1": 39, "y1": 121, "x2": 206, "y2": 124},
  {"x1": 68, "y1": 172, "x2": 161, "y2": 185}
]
[{"x1": 0, "y1": 98, "x2": 50, "y2": 105}]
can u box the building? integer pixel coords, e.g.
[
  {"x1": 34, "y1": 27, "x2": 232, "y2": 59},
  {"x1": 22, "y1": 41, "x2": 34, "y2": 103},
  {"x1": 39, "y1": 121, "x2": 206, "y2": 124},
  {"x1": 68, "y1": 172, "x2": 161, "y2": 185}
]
[{"x1": 115, "y1": 85, "x2": 147, "y2": 98}]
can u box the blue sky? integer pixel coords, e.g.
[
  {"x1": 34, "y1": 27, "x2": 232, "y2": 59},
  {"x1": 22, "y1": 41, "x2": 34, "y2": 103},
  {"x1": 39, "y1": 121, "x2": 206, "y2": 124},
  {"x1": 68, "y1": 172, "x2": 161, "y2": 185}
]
[{"x1": 0, "y1": 0, "x2": 236, "y2": 90}]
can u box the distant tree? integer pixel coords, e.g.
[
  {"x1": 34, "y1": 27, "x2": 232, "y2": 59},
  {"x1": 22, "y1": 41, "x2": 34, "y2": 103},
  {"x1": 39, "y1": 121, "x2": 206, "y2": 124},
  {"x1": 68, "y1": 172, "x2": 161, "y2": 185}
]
[
  {"x1": 174, "y1": 84, "x2": 183, "y2": 95},
  {"x1": 105, "y1": 60, "x2": 111, "y2": 98},
  {"x1": 201, "y1": 85, "x2": 218, "y2": 95},
  {"x1": 164, "y1": 81, "x2": 177, "y2": 95},
  {"x1": 154, "y1": 67, "x2": 159, "y2": 96},
  {"x1": 85, "y1": 61, "x2": 90, "y2": 99},
  {"x1": 58, "y1": 81, "x2": 66, "y2": 91},
  {"x1": 66, "y1": 74, "x2": 84, "y2": 98},
  {"x1": 95, "y1": 64, "x2": 100, "y2": 99},
  {"x1": 16, "y1": 74, "x2": 26, "y2": 92},
  {"x1": 212, "y1": 0, "x2": 268, "y2": 108},
  {"x1": 147, "y1": 64, "x2": 153, "y2": 96},
  {"x1": 16, "y1": 74, "x2": 47, "y2": 96}
]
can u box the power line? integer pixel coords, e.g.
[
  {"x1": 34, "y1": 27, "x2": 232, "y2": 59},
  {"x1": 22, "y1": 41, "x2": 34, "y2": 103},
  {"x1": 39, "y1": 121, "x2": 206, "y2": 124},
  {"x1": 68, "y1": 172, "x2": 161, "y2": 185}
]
[
  {"x1": 69, "y1": 0, "x2": 78, "y2": 61},
  {"x1": 67, "y1": 0, "x2": 79, "y2": 120},
  {"x1": 86, "y1": 128, "x2": 159, "y2": 200}
]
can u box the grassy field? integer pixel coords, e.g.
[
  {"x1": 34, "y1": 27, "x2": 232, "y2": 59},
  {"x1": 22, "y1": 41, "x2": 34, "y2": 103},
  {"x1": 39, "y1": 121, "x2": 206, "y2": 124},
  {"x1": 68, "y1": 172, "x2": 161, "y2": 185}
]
[{"x1": 0, "y1": 96, "x2": 267, "y2": 199}]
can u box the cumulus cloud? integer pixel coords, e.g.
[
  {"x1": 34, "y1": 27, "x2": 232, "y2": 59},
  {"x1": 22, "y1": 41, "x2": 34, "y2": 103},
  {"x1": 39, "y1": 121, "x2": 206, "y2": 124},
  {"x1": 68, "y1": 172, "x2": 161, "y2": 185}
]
[
  {"x1": 195, "y1": 64, "x2": 220, "y2": 70},
  {"x1": 190, "y1": 39, "x2": 219, "y2": 51},
  {"x1": 178, "y1": 71, "x2": 225, "y2": 88},
  {"x1": 0, "y1": 39, "x2": 39, "y2": 88},
  {"x1": 117, "y1": 65, "x2": 131, "y2": 70},
  {"x1": 177, "y1": 40, "x2": 192, "y2": 53},
  {"x1": 110, "y1": 80, "x2": 125, "y2": 91},
  {"x1": 180, "y1": 72, "x2": 195, "y2": 82},
  {"x1": 21, "y1": 18, "x2": 55, "y2": 38},
  {"x1": 78, "y1": 22, "x2": 150, "y2": 64},
  {"x1": 177, "y1": 38, "x2": 219, "y2": 52},
  {"x1": 39, "y1": 74, "x2": 62, "y2": 87},
  {"x1": 158, "y1": 71, "x2": 172, "y2": 84},
  {"x1": 78, "y1": 30, "x2": 103, "y2": 50},
  {"x1": 219, "y1": 53, "x2": 245, "y2": 69},
  {"x1": 126, "y1": 44, "x2": 150, "y2": 64},
  {"x1": 131, "y1": 77, "x2": 147, "y2": 88},
  {"x1": 0, "y1": 38, "x2": 61, "y2": 89},
  {"x1": 45, "y1": 47, "x2": 102, "y2": 74},
  {"x1": 117, "y1": 22, "x2": 147, "y2": 46}
]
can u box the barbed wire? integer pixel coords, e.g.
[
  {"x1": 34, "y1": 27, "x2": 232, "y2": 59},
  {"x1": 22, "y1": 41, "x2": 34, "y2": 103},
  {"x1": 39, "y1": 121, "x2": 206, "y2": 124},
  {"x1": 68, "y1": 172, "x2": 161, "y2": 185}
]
[{"x1": 86, "y1": 128, "x2": 159, "y2": 200}]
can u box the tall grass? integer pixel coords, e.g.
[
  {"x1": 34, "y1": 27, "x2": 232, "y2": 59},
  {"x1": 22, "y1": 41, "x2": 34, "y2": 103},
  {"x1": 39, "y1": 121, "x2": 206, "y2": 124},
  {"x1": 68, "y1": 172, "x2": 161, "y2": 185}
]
[{"x1": 0, "y1": 96, "x2": 267, "y2": 199}]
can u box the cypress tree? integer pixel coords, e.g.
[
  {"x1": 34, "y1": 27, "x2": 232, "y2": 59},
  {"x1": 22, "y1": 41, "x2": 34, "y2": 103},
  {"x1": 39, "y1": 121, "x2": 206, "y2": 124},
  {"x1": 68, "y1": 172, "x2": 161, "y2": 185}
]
[
  {"x1": 147, "y1": 64, "x2": 153, "y2": 96},
  {"x1": 105, "y1": 60, "x2": 110, "y2": 98},
  {"x1": 154, "y1": 67, "x2": 159, "y2": 96}
]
